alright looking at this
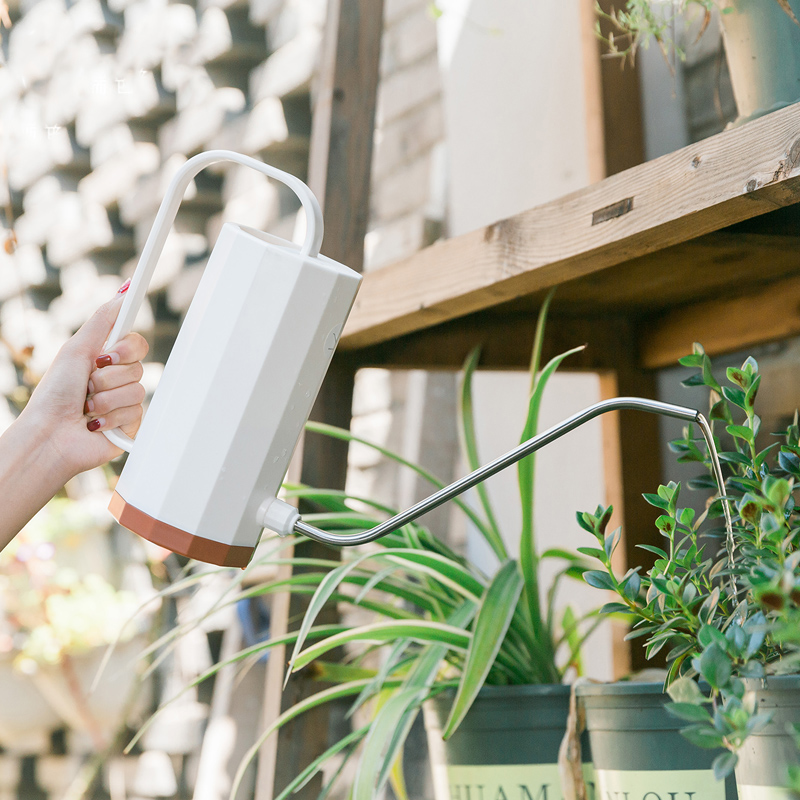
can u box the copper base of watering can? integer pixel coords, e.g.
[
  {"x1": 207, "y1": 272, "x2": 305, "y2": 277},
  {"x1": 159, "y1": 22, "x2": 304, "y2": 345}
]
[{"x1": 109, "y1": 492, "x2": 255, "y2": 568}]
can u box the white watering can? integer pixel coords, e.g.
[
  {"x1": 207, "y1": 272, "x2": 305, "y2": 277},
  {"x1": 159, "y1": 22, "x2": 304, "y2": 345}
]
[
  {"x1": 105, "y1": 151, "x2": 361, "y2": 568},
  {"x1": 107, "y1": 150, "x2": 735, "y2": 570}
]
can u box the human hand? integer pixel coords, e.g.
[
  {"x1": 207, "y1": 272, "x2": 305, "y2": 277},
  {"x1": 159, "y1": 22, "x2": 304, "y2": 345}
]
[{"x1": 22, "y1": 280, "x2": 149, "y2": 479}]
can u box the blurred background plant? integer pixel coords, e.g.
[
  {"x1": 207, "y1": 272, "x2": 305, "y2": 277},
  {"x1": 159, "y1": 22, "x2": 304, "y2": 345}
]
[{"x1": 596, "y1": 0, "x2": 799, "y2": 66}]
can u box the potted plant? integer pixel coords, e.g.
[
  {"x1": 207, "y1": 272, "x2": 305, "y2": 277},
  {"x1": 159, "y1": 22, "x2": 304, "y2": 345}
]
[
  {"x1": 133, "y1": 291, "x2": 599, "y2": 800},
  {"x1": 597, "y1": 0, "x2": 800, "y2": 123},
  {"x1": 576, "y1": 344, "x2": 800, "y2": 798}
]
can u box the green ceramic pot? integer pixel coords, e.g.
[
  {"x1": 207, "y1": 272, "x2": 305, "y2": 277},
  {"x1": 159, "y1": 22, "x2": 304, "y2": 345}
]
[
  {"x1": 425, "y1": 684, "x2": 592, "y2": 800},
  {"x1": 719, "y1": 0, "x2": 800, "y2": 123},
  {"x1": 577, "y1": 682, "x2": 737, "y2": 800},
  {"x1": 736, "y1": 675, "x2": 800, "y2": 800}
]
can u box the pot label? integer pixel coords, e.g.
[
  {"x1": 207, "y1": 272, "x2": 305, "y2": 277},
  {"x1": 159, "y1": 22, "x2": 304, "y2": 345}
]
[
  {"x1": 434, "y1": 763, "x2": 596, "y2": 800},
  {"x1": 594, "y1": 768, "x2": 726, "y2": 800},
  {"x1": 737, "y1": 786, "x2": 795, "y2": 800}
]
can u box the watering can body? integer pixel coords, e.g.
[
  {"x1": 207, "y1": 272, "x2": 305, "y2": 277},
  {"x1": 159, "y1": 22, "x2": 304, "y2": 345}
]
[{"x1": 106, "y1": 152, "x2": 361, "y2": 567}]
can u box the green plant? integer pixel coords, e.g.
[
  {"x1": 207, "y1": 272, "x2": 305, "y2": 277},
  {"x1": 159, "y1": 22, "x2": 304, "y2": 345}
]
[
  {"x1": 131, "y1": 291, "x2": 598, "y2": 800},
  {"x1": 0, "y1": 498, "x2": 139, "y2": 673},
  {"x1": 597, "y1": 0, "x2": 798, "y2": 65},
  {"x1": 577, "y1": 344, "x2": 800, "y2": 779}
]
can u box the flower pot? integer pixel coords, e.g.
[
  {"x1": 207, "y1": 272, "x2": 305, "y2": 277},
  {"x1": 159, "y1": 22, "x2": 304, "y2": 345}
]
[
  {"x1": 32, "y1": 636, "x2": 148, "y2": 750},
  {"x1": 736, "y1": 675, "x2": 800, "y2": 800},
  {"x1": 577, "y1": 682, "x2": 737, "y2": 800},
  {"x1": 425, "y1": 684, "x2": 592, "y2": 800},
  {"x1": 0, "y1": 656, "x2": 63, "y2": 754},
  {"x1": 719, "y1": 0, "x2": 800, "y2": 123}
]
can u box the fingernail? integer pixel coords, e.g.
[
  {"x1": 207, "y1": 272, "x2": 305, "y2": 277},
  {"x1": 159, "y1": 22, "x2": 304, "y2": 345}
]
[
  {"x1": 87, "y1": 379, "x2": 94, "y2": 394},
  {"x1": 95, "y1": 353, "x2": 118, "y2": 369},
  {"x1": 84, "y1": 398, "x2": 94, "y2": 414},
  {"x1": 87, "y1": 418, "x2": 103, "y2": 432},
  {"x1": 117, "y1": 278, "x2": 131, "y2": 294}
]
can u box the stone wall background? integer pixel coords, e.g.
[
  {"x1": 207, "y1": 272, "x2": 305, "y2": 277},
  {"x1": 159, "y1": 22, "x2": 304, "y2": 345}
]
[{"x1": 0, "y1": 0, "x2": 449, "y2": 798}]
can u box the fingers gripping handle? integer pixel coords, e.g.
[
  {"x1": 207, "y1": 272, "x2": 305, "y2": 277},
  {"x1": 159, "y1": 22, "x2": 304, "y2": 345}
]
[{"x1": 101, "y1": 150, "x2": 325, "y2": 453}]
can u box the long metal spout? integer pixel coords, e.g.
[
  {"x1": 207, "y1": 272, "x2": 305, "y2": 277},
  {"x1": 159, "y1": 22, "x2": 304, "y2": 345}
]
[{"x1": 293, "y1": 396, "x2": 715, "y2": 548}]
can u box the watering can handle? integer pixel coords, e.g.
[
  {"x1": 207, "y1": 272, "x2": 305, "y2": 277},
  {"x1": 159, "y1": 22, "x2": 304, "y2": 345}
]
[{"x1": 101, "y1": 150, "x2": 325, "y2": 452}]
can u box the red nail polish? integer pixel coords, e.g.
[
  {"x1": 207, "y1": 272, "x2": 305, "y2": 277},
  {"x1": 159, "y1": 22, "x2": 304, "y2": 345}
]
[
  {"x1": 118, "y1": 278, "x2": 131, "y2": 294},
  {"x1": 84, "y1": 399, "x2": 92, "y2": 415},
  {"x1": 96, "y1": 355, "x2": 114, "y2": 369},
  {"x1": 87, "y1": 419, "x2": 102, "y2": 432}
]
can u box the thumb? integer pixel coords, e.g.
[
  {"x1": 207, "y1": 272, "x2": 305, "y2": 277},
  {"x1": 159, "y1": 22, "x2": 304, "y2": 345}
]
[{"x1": 69, "y1": 293, "x2": 126, "y2": 359}]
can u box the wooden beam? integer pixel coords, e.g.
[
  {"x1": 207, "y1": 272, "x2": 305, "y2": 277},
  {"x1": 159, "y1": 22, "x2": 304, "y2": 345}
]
[
  {"x1": 597, "y1": 341, "x2": 664, "y2": 674},
  {"x1": 549, "y1": 231, "x2": 800, "y2": 313},
  {"x1": 340, "y1": 103, "x2": 800, "y2": 351},
  {"x1": 352, "y1": 311, "x2": 640, "y2": 371},
  {"x1": 596, "y1": 0, "x2": 645, "y2": 176},
  {"x1": 640, "y1": 274, "x2": 800, "y2": 369},
  {"x1": 597, "y1": 371, "x2": 633, "y2": 680},
  {"x1": 256, "y1": 2, "x2": 383, "y2": 800},
  {"x1": 579, "y1": 0, "x2": 606, "y2": 183}
]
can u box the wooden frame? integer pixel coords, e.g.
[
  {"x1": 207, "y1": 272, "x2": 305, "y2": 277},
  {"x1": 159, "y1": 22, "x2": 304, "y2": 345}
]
[
  {"x1": 340, "y1": 103, "x2": 800, "y2": 368},
  {"x1": 255, "y1": 0, "x2": 800, "y2": 789}
]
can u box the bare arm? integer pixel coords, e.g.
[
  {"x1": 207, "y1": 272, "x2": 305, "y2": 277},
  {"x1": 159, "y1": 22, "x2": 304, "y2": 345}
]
[{"x1": 0, "y1": 286, "x2": 149, "y2": 549}]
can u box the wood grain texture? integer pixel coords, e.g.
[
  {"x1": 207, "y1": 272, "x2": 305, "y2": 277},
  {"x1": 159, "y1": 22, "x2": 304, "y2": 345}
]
[
  {"x1": 340, "y1": 103, "x2": 800, "y2": 352},
  {"x1": 641, "y1": 273, "x2": 800, "y2": 368},
  {"x1": 351, "y1": 311, "x2": 637, "y2": 371}
]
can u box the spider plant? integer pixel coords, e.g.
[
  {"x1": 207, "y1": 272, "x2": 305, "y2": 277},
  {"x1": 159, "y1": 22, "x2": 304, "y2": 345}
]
[{"x1": 129, "y1": 290, "x2": 598, "y2": 800}]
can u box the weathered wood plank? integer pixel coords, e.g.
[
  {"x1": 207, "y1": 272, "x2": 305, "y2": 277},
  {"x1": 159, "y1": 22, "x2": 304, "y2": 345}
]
[
  {"x1": 340, "y1": 102, "x2": 800, "y2": 351},
  {"x1": 351, "y1": 311, "x2": 637, "y2": 371},
  {"x1": 549, "y1": 231, "x2": 800, "y2": 312},
  {"x1": 640, "y1": 274, "x2": 800, "y2": 368}
]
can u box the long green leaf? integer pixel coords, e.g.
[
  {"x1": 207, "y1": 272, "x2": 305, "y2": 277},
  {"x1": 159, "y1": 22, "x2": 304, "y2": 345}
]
[
  {"x1": 127, "y1": 624, "x2": 350, "y2": 753},
  {"x1": 285, "y1": 551, "x2": 383, "y2": 684},
  {"x1": 291, "y1": 621, "x2": 471, "y2": 672},
  {"x1": 228, "y1": 679, "x2": 402, "y2": 800},
  {"x1": 354, "y1": 602, "x2": 477, "y2": 800},
  {"x1": 285, "y1": 547, "x2": 485, "y2": 680},
  {"x1": 304, "y1": 420, "x2": 501, "y2": 551},
  {"x1": 356, "y1": 565, "x2": 400, "y2": 603},
  {"x1": 382, "y1": 550, "x2": 486, "y2": 600},
  {"x1": 518, "y1": 338, "x2": 584, "y2": 670},
  {"x1": 274, "y1": 724, "x2": 370, "y2": 800},
  {"x1": 348, "y1": 638, "x2": 413, "y2": 718},
  {"x1": 282, "y1": 483, "x2": 400, "y2": 517},
  {"x1": 353, "y1": 687, "x2": 428, "y2": 800},
  {"x1": 443, "y1": 560, "x2": 524, "y2": 738},
  {"x1": 376, "y1": 602, "x2": 477, "y2": 789},
  {"x1": 238, "y1": 573, "x2": 432, "y2": 618},
  {"x1": 458, "y1": 346, "x2": 507, "y2": 560}
]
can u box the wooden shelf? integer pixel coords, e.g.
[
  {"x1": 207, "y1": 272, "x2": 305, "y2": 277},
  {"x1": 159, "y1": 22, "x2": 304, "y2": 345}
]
[{"x1": 340, "y1": 102, "x2": 800, "y2": 371}]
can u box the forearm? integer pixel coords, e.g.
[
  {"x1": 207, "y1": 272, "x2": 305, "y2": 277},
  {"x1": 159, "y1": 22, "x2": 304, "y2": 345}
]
[{"x1": 0, "y1": 410, "x2": 73, "y2": 551}]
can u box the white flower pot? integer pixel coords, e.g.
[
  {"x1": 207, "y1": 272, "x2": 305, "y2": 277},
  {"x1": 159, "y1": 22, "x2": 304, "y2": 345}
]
[
  {"x1": 0, "y1": 656, "x2": 62, "y2": 754},
  {"x1": 32, "y1": 636, "x2": 149, "y2": 749}
]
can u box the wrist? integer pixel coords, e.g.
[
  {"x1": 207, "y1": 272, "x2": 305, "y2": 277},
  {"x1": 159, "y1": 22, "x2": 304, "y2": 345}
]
[{"x1": 15, "y1": 406, "x2": 76, "y2": 488}]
